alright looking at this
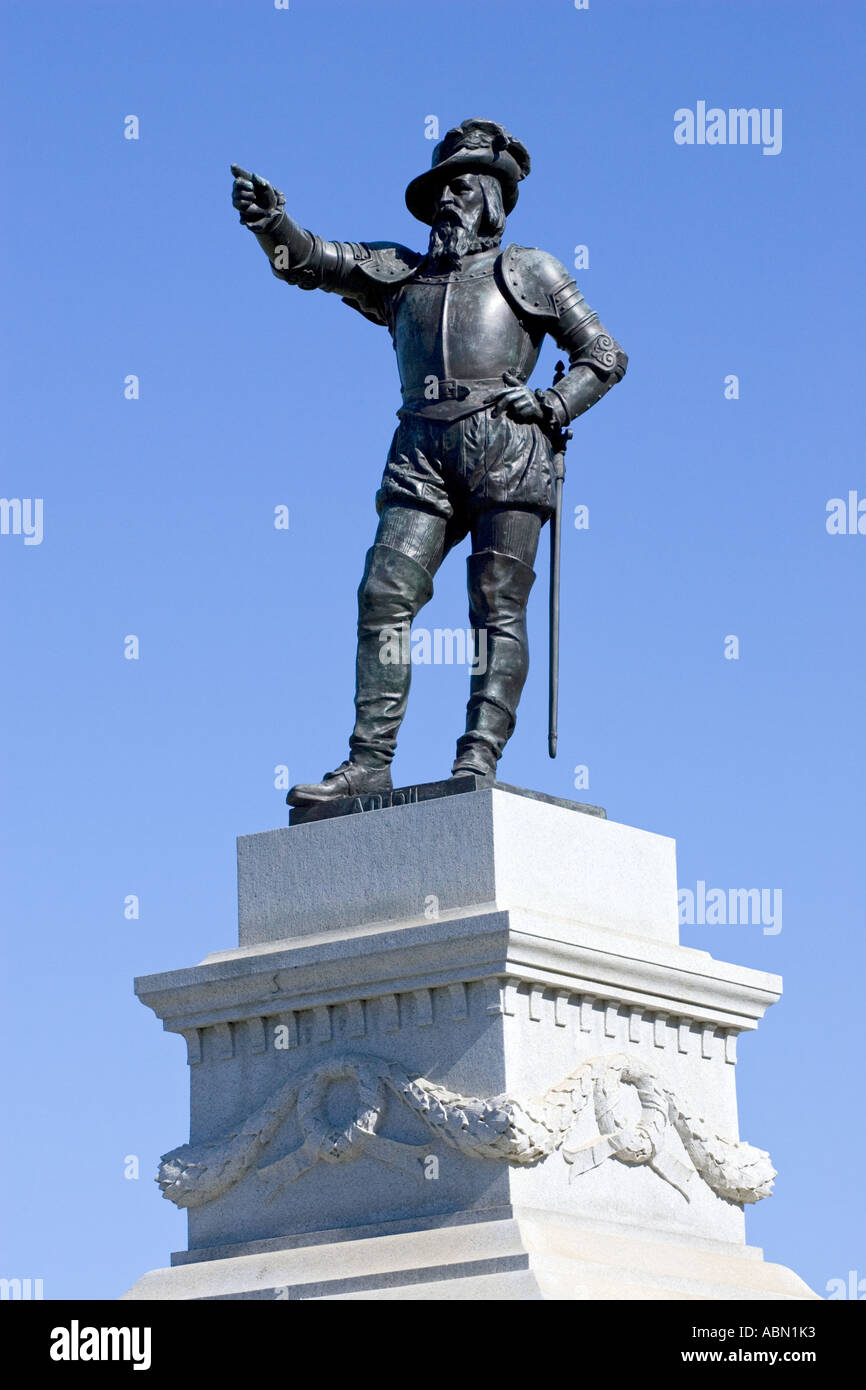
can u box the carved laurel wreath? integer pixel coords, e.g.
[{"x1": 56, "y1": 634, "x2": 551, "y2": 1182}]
[{"x1": 157, "y1": 1052, "x2": 775, "y2": 1211}]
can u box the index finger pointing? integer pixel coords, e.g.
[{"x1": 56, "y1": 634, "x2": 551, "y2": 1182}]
[{"x1": 231, "y1": 163, "x2": 253, "y2": 181}]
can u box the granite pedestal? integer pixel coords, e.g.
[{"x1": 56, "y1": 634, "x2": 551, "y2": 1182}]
[{"x1": 122, "y1": 784, "x2": 817, "y2": 1300}]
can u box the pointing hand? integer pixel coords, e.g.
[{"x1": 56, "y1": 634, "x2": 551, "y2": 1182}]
[{"x1": 231, "y1": 164, "x2": 280, "y2": 226}]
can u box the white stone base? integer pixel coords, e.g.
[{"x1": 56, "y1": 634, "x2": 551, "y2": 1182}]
[
  {"x1": 126, "y1": 789, "x2": 816, "y2": 1303},
  {"x1": 122, "y1": 1210, "x2": 818, "y2": 1302}
]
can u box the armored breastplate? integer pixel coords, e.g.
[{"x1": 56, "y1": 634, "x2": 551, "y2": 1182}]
[{"x1": 391, "y1": 250, "x2": 544, "y2": 418}]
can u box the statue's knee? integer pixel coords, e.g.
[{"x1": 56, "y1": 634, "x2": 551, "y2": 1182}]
[
  {"x1": 467, "y1": 550, "x2": 535, "y2": 620},
  {"x1": 358, "y1": 544, "x2": 433, "y2": 625}
]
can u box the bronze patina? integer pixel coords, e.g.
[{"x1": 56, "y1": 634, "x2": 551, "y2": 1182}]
[{"x1": 231, "y1": 118, "x2": 627, "y2": 807}]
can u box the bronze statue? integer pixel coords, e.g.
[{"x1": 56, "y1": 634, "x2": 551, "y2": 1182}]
[{"x1": 231, "y1": 118, "x2": 627, "y2": 807}]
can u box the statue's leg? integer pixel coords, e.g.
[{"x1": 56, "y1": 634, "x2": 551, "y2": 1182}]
[
  {"x1": 452, "y1": 507, "x2": 543, "y2": 779},
  {"x1": 348, "y1": 508, "x2": 447, "y2": 768},
  {"x1": 288, "y1": 504, "x2": 447, "y2": 806}
]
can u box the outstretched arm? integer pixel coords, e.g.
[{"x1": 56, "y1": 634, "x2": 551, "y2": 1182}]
[{"x1": 230, "y1": 164, "x2": 381, "y2": 307}]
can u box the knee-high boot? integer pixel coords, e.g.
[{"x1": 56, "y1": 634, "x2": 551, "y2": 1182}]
[
  {"x1": 288, "y1": 544, "x2": 433, "y2": 805},
  {"x1": 451, "y1": 549, "x2": 536, "y2": 778},
  {"x1": 349, "y1": 543, "x2": 434, "y2": 767}
]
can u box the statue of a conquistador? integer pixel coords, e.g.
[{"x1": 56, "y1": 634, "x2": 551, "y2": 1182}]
[{"x1": 231, "y1": 118, "x2": 627, "y2": 807}]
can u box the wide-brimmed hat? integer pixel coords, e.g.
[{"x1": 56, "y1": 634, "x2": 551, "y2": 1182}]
[{"x1": 405, "y1": 118, "x2": 531, "y2": 225}]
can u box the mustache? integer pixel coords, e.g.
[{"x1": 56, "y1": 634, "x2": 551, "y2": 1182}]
[{"x1": 434, "y1": 208, "x2": 469, "y2": 226}]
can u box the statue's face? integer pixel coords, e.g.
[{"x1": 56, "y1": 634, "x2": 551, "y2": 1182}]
[
  {"x1": 432, "y1": 173, "x2": 485, "y2": 234},
  {"x1": 428, "y1": 172, "x2": 487, "y2": 264}
]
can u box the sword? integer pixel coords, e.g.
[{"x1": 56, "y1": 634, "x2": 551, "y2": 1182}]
[{"x1": 547, "y1": 361, "x2": 572, "y2": 759}]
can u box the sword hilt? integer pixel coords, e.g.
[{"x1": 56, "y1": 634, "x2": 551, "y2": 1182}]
[
  {"x1": 548, "y1": 361, "x2": 572, "y2": 466},
  {"x1": 552, "y1": 428, "x2": 571, "y2": 481}
]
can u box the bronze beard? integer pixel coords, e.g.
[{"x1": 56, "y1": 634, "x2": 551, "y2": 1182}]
[{"x1": 426, "y1": 173, "x2": 505, "y2": 267}]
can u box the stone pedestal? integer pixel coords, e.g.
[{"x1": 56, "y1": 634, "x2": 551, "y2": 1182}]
[{"x1": 122, "y1": 785, "x2": 817, "y2": 1300}]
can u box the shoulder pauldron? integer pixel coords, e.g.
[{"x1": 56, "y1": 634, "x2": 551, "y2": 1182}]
[
  {"x1": 497, "y1": 243, "x2": 591, "y2": 324},
  {"x1": 352, "y1": 242, "x2": 423, "y2": 286}
]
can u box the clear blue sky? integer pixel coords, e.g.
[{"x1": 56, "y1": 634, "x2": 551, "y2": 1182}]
[{"x1": 1, "y1": 0, "x2": 863, "y2": 1299}]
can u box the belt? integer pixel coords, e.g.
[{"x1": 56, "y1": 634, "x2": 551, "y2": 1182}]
[{"x1": 400, "y1": 376, "x2": 513, "y2": 411}]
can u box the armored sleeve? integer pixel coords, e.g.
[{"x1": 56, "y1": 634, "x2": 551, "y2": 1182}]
[
  {"x1": 243, "y1": 192, "x2": 415, "y2": 327},
  {"x1": 499, "y1": 246, "x2": 628, "y2": 427},
  {"x1": 544, "y1": 277, "x2": 628, "y2": 427}
]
